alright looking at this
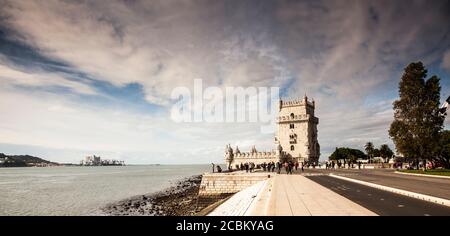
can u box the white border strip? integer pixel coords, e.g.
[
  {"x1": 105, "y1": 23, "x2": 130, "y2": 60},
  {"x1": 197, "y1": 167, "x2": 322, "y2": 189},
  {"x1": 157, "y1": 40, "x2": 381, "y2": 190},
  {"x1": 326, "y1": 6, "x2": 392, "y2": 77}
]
[
  {"x1": 329, "y1": 173, "x2": 450, "y2": 207},
  {"x1": 395, "y1": 171, "x2": 450, "y2": 179}
]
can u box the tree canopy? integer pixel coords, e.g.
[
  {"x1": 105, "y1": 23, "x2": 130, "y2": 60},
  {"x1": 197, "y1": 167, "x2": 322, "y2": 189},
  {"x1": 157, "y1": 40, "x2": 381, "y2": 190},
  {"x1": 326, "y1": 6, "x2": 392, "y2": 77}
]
[
  {"x1": 379, "y1": 144, "x2": 394, "y2": 162},
  {"x1": 364, "y1": 142, "x2": 374, "y2": 156},
  {"x1": 437, "y1": 130, "x2": 450, "y2": 168},
  {"x1": 329, "y1": 147, "x2": 367, "y2": 162},
  {"x1": 389, "y1": 62, "x2": 445, "y2": 165}
]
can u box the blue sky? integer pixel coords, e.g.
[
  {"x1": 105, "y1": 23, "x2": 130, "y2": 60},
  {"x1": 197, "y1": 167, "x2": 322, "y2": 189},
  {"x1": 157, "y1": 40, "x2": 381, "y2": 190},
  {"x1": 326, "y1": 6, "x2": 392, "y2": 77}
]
[{"x1": 0, "y1": 0, "x2": 449, "y2": 164}]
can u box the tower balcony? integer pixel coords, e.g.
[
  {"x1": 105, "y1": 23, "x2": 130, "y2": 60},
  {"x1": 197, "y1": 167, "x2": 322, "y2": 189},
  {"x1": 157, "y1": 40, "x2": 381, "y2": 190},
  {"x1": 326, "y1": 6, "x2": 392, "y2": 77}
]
[{"x1": 277, "y1": 114, "x2": 319, "y2": 124}]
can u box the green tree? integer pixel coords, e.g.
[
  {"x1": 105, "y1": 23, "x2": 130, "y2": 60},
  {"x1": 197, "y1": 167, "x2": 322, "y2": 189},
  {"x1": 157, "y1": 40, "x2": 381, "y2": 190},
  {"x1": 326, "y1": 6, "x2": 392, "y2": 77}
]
[
  {"x1": 329, "y1": 147, "x2": 343, "y2": 161},
  {"x1": 364, "y1": 142, "x2": 374, "y2": 163},
  {"x1": 389, "y1": 62, "x2": 445, "y2": 169},
  {"x1": 329, "y1": 147, "x2": 367, "y2": 163},
  {"x1": 373, "y1": 148, "x2": 380, "y2": 157},
  {"x1": 379, "y1": 144, "x2": 394, "y2": 163}
]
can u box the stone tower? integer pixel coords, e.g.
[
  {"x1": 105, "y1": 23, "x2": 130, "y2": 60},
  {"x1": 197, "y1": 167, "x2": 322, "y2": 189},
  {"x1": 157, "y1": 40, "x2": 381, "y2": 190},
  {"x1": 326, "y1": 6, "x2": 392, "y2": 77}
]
[{"x1": 275, "y1": 95, "x2": 320, "y2": 164}]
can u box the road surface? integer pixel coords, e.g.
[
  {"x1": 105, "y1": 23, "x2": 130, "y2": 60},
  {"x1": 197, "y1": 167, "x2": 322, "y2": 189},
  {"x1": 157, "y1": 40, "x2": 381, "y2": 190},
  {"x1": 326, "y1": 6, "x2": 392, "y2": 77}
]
[
  {"x1": 300, "y1": 168, "x2": 450, "y2": 200},
  {"x1": 305, "y1": 174, "x2": 450, "y2": 216}
]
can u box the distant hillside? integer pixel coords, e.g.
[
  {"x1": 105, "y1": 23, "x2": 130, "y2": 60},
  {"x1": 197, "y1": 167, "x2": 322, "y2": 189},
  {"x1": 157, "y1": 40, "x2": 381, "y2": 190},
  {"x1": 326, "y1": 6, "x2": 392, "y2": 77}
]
[{"x1": 0, "y1": 153, "x2": 59, "y2": 167}]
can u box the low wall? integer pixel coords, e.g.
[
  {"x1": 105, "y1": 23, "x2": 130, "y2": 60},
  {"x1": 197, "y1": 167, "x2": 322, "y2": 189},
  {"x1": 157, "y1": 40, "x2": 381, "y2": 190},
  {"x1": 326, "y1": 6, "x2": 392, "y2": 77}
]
[{"x1": 197, "y1": 172, "x2": 271, "y2": 208}]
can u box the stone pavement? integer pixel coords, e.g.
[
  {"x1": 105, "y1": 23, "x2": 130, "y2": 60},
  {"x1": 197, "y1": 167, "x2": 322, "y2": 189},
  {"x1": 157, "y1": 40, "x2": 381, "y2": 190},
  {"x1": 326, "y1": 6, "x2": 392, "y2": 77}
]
[
  {"x1": 262, "y1": 175, "x2": 375, "y2": 216},
  {"x1": 209, "y1": 174, "x2": 376, "y2": 216}
]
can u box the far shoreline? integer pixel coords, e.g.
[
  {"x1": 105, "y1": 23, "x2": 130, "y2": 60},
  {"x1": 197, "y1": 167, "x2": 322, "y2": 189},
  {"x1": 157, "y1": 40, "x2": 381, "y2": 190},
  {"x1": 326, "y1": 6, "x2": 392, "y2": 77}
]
[{"x1": 0, "y1": 163, "x2": 222, "y2": 168}]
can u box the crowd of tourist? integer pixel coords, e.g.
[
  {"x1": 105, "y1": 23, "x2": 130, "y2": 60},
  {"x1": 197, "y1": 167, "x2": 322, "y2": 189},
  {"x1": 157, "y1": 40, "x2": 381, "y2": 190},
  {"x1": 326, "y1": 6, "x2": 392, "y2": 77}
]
[
  {"x1": 229, "y1": 160, "x2": 305, "y2": 174},
  {"x1": 324, "y1": 160, "x2": 363, "y2": 170}
]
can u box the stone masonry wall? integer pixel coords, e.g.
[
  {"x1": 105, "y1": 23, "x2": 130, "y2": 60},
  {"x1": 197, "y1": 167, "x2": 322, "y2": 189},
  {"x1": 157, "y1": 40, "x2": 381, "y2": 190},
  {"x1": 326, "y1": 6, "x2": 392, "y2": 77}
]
[{"x1": 197, "y1": 172, "x2": 270, "y2": 208}]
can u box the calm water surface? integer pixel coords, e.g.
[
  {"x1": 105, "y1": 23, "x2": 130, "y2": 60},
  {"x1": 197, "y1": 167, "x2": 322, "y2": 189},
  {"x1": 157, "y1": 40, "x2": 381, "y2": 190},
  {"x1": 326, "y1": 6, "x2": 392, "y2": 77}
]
[{"x1": 0, "y1": 165, "x2": 211, "y2": 215}]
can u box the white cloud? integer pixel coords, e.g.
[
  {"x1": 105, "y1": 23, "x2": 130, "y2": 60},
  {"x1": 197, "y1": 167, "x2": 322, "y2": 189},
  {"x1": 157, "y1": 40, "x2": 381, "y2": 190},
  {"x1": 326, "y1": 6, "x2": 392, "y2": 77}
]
[
  {"x1": 0, "y1": 0, "x2": 448, "y2": 163},
  {"x1": 442, "y1": 50, "x2": 450, "y2": 72},
  {"x1": 1, "y1": 0, "x2": 287, "y2": 106},
  {"x1": 0, "y1": 83, "x2": 277, "y2": 163},
  {"x1": 0, "y1": 61, "x2": 97, "y2": 95}
]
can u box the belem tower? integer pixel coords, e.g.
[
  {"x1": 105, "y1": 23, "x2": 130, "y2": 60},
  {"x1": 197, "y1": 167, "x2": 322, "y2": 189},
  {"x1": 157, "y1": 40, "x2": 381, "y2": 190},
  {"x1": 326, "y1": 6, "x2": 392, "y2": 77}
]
[{"x1": 225, "y1": 95, "x2": 320, "y2": 168}]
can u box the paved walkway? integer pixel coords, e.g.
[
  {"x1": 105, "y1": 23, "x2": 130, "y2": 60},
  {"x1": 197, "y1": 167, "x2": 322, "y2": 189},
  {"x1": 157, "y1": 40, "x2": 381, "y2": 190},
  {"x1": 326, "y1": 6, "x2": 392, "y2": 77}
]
[
  {"x1": 260, "y1": 175, "x2": 376, "y2": 216},
  {"x1": 210, "y1": 174, "x2": 376, "y2": 216}
]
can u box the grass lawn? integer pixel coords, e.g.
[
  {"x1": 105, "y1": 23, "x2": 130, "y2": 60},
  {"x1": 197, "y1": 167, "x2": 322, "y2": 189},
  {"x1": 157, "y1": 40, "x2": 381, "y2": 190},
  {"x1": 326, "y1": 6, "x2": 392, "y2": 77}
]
[{"x1": 399, "y1": 169, "x2": 450, "y2": 176}]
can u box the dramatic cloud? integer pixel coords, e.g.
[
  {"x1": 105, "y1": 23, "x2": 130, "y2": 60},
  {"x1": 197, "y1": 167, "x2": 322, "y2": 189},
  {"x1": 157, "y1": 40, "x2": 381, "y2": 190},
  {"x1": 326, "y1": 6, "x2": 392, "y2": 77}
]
[
  {"x1": 0, "y1": 0, "x2": 289, "y2": 105},
  {"x1": 0, "y1": 60, "x2": 97, "y2": 95},
  {"x1": 443, "y1": 50, "x2": 450, "y2": 72},
  {"x1": 0, "y1": 0, "x2": 449, "y2": 163}
]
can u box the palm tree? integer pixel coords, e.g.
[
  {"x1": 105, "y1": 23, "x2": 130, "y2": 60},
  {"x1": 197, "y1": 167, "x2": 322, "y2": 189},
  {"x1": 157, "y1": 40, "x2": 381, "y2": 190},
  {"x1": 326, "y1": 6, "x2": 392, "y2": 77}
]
[{"x1": 365, "y1": 142, "x2": 374, "y2": 163}]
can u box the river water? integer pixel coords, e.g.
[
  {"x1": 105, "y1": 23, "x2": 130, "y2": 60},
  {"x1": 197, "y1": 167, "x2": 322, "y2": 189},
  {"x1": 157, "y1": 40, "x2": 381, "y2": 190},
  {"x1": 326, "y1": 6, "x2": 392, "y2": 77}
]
[{"x1": 0, "y1": 165, "x2": 211, "y2": 215}]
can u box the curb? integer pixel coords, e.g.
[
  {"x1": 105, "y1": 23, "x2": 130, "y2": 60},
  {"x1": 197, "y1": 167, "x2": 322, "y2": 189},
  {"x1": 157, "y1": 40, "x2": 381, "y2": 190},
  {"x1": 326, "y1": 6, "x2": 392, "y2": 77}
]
[
  {"x1": 244, "y1": 179, "x2": 271, "y2": 216},
  {"x1": 395, "y1": 171, "x2": 450, "y2": 179},
  {"x1": 208, "y1": 179, "x2": 268, "y2": 216},
  {"x1": 245, "y1": 177, "x2": 274, "y2": 216},
  {"x1": 329, "y1": 173, "x2": 450, "y2": 207}
]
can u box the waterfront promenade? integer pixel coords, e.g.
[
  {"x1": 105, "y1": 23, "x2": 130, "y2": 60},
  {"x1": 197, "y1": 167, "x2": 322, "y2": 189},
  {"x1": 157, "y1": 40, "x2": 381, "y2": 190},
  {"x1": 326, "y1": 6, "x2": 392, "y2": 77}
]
[
  {"x1": 209, "y1": 174, "x2": 376, "y2": 216},
  {"x1": 263, "y1": 175, "x2": 376, "y2": 216},
  {"x1": 208, "y1": 169, "x2": 450, "y2": 216}
]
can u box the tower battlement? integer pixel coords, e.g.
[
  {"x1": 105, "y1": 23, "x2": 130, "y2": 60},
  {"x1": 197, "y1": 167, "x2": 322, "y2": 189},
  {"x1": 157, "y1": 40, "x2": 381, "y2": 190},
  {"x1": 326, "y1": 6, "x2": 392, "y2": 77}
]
[{"x1": 280, "y1": 98, "x2": 314, "y2": 108}]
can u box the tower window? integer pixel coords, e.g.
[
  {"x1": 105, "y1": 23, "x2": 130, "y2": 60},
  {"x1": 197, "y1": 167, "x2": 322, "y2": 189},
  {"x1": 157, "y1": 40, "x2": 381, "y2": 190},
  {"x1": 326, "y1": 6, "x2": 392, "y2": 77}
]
[
  {"x1": 290, "y1": 124, "x2": 294, "y2": 129},
  {"x1": 290, "y1": 145, "x2": 295, "y2": 151},
  {"x1": 290, "y1": 113, "x2": 295, "y2": 119}
]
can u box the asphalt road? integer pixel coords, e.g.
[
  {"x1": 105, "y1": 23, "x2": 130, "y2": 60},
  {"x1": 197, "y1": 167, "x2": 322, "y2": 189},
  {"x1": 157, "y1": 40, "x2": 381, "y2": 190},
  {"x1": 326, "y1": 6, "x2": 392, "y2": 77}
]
[
  {"x1": 306, "y1": 175, "x2": 450, "y2": 216},
  {"x1": 300, "y1": 168, "x2": 450, "y2": 200}
]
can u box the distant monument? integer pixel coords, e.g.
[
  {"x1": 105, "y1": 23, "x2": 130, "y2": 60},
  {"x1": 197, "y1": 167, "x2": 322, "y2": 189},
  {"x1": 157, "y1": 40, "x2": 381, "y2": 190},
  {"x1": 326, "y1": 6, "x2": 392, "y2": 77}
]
[{"x1": 225, "y1": 95, "x2": 320, "y2": 168}]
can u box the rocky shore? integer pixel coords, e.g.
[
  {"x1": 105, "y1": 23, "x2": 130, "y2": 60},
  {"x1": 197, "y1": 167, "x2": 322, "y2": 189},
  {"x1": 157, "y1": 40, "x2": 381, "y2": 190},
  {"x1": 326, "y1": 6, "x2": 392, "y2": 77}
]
[{"x1": 102, "y1": 175, "x2": 210, "y2": 216}]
